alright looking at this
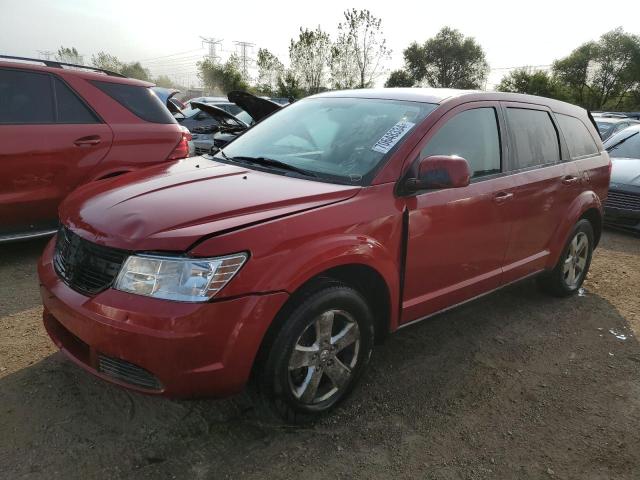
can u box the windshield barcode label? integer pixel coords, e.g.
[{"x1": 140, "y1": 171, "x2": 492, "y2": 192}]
[{"x1": 372, "y1": 121, "x2": 415, "y2": 154}]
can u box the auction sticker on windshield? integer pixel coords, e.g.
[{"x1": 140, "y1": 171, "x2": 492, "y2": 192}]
[{"x1": 372, "y1": 121, "x2": 415, "y2": 154}]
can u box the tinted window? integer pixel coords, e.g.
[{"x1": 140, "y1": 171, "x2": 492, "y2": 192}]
[
  {"x1": 92, "y1": 81, "x2": 175, "y2": 124},
  {"x1": 421, "y1": 108, "x2": 501, "y2": 178},
  {"x1": 506, "y1": 108, "x2": 560, "y2": 169},
  {"x1": 53, "y1": 78, "x2": 99, "y2": 124},
  {"x1": 556, "y1": 114, "x2": 598, "y2": 158},
  {"x1": 608, "y1": 132, "x2": 640, "y2": 159},
  {"x1": 0, "y1": 69, "x2": 54, "y2": 124}
]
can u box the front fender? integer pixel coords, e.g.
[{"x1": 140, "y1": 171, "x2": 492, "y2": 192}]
[{"x1": 547, "y1": 190, "x2": 603, "y2": 268}]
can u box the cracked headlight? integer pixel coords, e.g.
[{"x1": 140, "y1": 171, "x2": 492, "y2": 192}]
[{"x1": 114, "y1": 253, "x2": 247, "y2": 302}]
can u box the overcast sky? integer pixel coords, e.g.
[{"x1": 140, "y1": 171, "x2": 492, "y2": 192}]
[{"x1": 1, "y1": 0, "x2": 638, "y2": 88}]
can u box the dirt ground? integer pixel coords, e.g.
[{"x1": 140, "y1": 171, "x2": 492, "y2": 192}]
[{"x1": 0, "y1": 230, "x2": 639, "y2": 479}]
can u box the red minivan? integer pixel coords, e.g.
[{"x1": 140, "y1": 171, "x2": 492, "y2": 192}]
[
  {"x1": 38, "y1": 88, "x2": 610, "y2": 422},
  {"x1": 0, "y1": 56, "x2": 190, "y2": 242}
]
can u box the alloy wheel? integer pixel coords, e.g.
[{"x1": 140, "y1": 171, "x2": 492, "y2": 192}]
[
  {"x1": 563, "y1": 231, "x2": 589, "y2": 288},
  {"x1": 288, "y1": 310, "x2": 360, "y2": 405}
]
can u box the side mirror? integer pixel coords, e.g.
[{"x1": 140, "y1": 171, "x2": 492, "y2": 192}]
[{"x1": 405, "y1": 155, "x2": 471, "y2": 192}]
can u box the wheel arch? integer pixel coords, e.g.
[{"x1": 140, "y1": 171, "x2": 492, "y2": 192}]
[{"x1": 251, "y1": 262, "x2": 393, "y2": 380}]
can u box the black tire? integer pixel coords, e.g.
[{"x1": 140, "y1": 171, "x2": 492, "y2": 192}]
[
  {"x1": 257, "y1": 282, "x2": 375, "y2": 424},
  {"x1": 538, "y1": 219, "x2": 594, "y2": 297}
]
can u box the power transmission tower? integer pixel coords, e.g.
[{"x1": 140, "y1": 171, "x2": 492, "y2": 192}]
[
  {"x1": 200, "y1": 37, "x2": 223, "y2": 63},
  {"x1": 38, "y1": 50, "x2": 55, "y2": 61},
  {"x1": 234, "y1": 41, "x2": 255, "y2": 80}
]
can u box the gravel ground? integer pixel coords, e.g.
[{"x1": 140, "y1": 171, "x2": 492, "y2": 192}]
[{"x1": 0, "y1": 230, "x2": 638, "y2": 479}]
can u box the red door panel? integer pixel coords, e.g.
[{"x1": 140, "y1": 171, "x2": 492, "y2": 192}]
[
  {"x1": 0, "y1": 123, "x2": 113, "y2": 233},
  {"x1": 402, "y1": 175, "x2": 515, "y2": 323}
]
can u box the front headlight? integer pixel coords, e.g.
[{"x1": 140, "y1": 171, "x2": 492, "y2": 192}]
[{"x1": 114, "y1": 253, "x2": 247, "y2": 302}]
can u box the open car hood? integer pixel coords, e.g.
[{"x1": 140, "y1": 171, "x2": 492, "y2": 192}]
[
  {"x1": 190, "y1": 101, "x2": 249, "y2": 128},
  {"x1": 611, "y1": 158, "x2": 640, "y2": 187},
  {"x1": 60, "y1": 158, "x2": 360, "y2": 252},
  {"x1": 228, "y1": 90, "x2": 281, "y2": 122}
]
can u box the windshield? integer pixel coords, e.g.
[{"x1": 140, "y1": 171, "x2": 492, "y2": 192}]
[
  {"x1": 217, "y1": 97, "x2": 437, "y2": 184},
  {"x1": 608, "y1": 131, "x2": 640, "y2": 159}
]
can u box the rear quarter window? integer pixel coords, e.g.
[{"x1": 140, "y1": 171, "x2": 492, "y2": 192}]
[
  {"x1": 91, "y1": 81, "x2": 175, "y2": 124},
  {"x1": 556, "y1": 113, "x2": 599, "y2": 158},
  {"x1": 506, "y1": 108, "x2": 560, "y2": 169}
]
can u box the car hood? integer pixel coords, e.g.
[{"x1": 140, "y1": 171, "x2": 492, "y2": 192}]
[
  {"x1": 187, "y1": 101, "x2": 248, "y2": 128},
  {"x1": 60, "y1": 158, "x2": 360, "y2": 252},
  {"x1": 610, "y1": 157, "x2": 640, "y2": 187},
  {"x1": 228, "y1": 90, "x2": 281, "y2": 122}
]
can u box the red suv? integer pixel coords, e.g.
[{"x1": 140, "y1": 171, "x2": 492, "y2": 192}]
[
  {"x1": 38, "y1": 88, "x2": 610, "y2": 422},
  {"x1": 0, "y1": 56, "x2": 190, "y2": 242}
]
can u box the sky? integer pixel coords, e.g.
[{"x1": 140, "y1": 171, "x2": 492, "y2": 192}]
[{"x1": 1, "y1": 0, "x2": 639, "y2": 89}]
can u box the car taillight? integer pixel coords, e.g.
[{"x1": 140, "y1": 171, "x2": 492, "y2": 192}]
[{"x1": 167, "y1": 127, "x2": 191, "y2": 161}]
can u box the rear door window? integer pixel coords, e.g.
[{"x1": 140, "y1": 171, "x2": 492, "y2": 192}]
[
  {"x1": 91, "y1": 81, "x2": 175, "y2": 124},
  {"x1": 506, "y1": 108, "x2": 560, "y2": 169},
  {"x1": 53, "y1": 78, "x2": 99, "y2": 124},
  {"x1": 0, "y1": 69, "x2": 54, "y2": 124},
  {"x1": 421, "y1": 107, "x2": 501, "y2": 179},
  {"x1": 556, "y1": 113, "x2": 598, "y2": 158}
]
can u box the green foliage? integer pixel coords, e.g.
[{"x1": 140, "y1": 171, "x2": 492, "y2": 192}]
[
  {"x1": 154, "y1": 75, "x2": 177, "y2": 88},
  {"x1": 289, "y1": 26, "x2": 332, "y2": 94},
  {"x1": 496, "y1": 68, "x2": 567, "y2": 100},
  {"x1": 198, "y1": 56, "x2": 250, "y2": 94},
  {"x1": 385, "y1": 69, "x2": 414, "y2": 88},
  {"x1": 403, "y1": 27, "x2": 488, "y2": 89},
  {"x1": 91, "y1": 51, "x2": 122, "y2": 72},
  {"x1": 276, "y1": 70, "x2": 305, "y2": 99},
  {"x1": 552, "y1": 28, "x2": 640, "y2": 110},
  {"x1": 56, "y1": 46, "x2": 83, "y2": 65},
  {"x1": 119, "y1": 62, "x2": 151, "y2": 81},
  {"x1": 331, "y1": 9, "x2": 390, "y2": 89},
  {"x1": 256, "y1": 48, "x2": 285, "y2": 95}
]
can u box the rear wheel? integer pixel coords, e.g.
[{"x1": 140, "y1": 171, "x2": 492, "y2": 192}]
[
  {"x1": 538, "y1": 219, "x2": 594, "y2": 297},
  {"x1": 258, "y1": 283, "x2": 374, "y2": 423}
]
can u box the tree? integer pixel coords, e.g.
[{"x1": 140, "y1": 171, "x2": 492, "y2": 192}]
[
  {"x1": 385, "y1": 70, "x2": 414, "y2": 88},
  {"x1": 553, "y1": 28, "x2": 640, "y2": 110},
  {"x1": 497, "y1": 68, "x2": 567, "y2": 99},
  {"x1": 289, "y1": 26, "x2": 331, "y2": 94},
  {"x1": 330, "y1": 9, "x2": 390, "y2": 89},
  {"x1": 56, "y1": 46, "x2": 83, "y2": 65},
  {"x1": 276, "y1": 69, "x2": 305, "y2": 99},
  {"x1": 119, "y1": 62, "x2": 151, "y2": 81},
  {"x1": 91, "y1": 51, "x2": 122, "y2": 72},
  {"x1": 403, "y1": 27, "x2": 488, "y2": 89},
  {"x1": 154, "y1": 75, "x2": 177, "y2": 88},
  {"x1": 198, "y1": 55, "x2": 249, "y2": 94},
  {"x1": 256, "y1": 48, "x2": 284, "y2": 95}
]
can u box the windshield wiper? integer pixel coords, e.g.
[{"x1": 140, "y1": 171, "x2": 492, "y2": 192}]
[
  {"x1": 608, "y1": 131, "x2": 638, "y2": 151},
  {"x1": 228, "y1": 155, "x2": 319, "y2": 178}
]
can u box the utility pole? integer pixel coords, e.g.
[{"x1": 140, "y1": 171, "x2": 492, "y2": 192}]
[
  {"x1": 234, "y1": 41, "x2": 255, "y2": 81},
  {"x1": 200, "y1": 37, "x2": 222, "y2": 63}
]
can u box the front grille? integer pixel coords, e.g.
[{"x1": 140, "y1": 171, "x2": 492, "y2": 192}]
[
  {"x1": 606, "y1": 190, "x2": 640, "y2": 211},
  {"x1": 98, "y1": 354, "x2": 162, "y2": 391},
  {"x1": 54, "y1": 227, "x2": 129, "y2": 296}
]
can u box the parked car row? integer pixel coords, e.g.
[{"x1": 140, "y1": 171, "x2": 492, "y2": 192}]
[
  {"x1": 3, "y1": 54, "x2": 637, "y2": 423},
  {"x1": 592, "y1": 111, "x2": 640, "y2": 140}
]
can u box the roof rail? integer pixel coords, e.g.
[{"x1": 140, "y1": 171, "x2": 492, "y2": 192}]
[{"x1": 0, "y1": 54, "x2": 126, "y2": 78}]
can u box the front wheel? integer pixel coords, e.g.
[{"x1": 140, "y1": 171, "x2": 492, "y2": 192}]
[
  {"x1": 538, "y1": 219, "x2": 594, "y2": 297},
  {"x1": 258, "y1": 283, "x2": 375, "y2": 423}
]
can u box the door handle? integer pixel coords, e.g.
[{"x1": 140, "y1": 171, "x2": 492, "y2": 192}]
[
  {"x1": 494, "y1": 191, "x2": 514, "y2": 204},
  {"x1": 561, "y1": 175, "x2": 579, "y2": 185},
  {"x1": 74, "y1": 135, "x2": 101, "y2": 146}
]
